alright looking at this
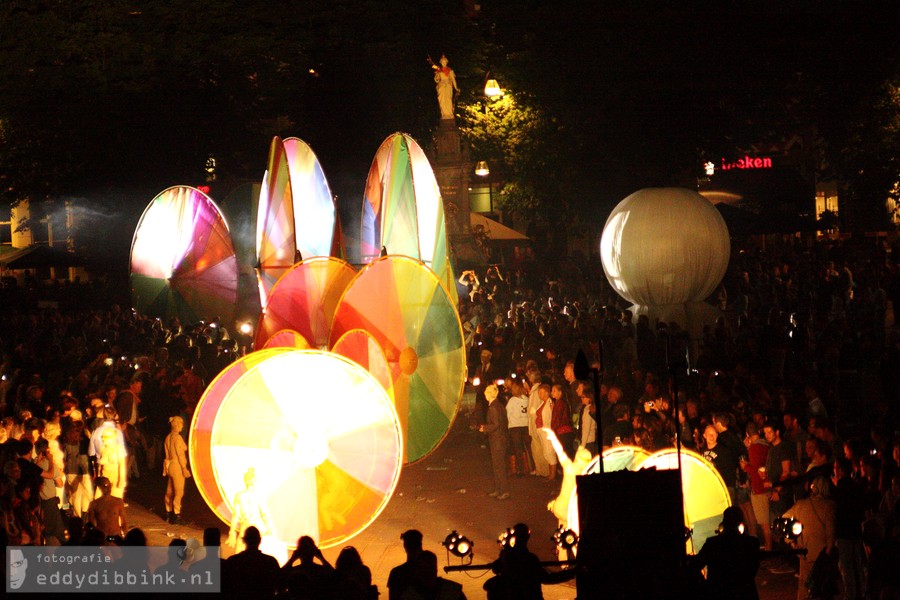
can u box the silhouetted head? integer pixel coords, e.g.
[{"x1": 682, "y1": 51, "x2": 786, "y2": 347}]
[
  {"x1": 242, "y1": 526, "x2": 262, "y2": 550},
  {"x1": 512, "y1": 523, "x2": 530, "y2": 547},
  {"x1": 722, "y1": 506, "x2": 744, "y2": 531},
  {"x1": 401, "y1": 529, "x2": 423, "y2": 557},
  {"x1": 203, "y1": 527, "x2": 221, "y2": 547},
  {"x1": 298, "y1": 536, "x2": 318, "y2": 561}
]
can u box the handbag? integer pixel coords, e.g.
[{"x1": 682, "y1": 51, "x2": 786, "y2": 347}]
[{"x1": 806, "y1": 548, "x2": 840, "y2": 599}]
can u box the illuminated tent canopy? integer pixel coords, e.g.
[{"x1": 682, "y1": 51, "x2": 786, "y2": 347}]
[
  {"x1": 130, "y1": 186, "x2": 238, "y2": 324},
  {"x1": 360, "y1": 132, "x2": 456, "y2": 303},
  {"x1": 565, "y1": 447, "x2": 730, "y2": 555},
  {"x1": 600, "y1": 188, "x2": 730, "y2": 336}
]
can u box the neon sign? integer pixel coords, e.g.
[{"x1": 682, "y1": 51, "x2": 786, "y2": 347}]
[{"x1": 720, "y1": 156, "x2": 772, "y2": 171}]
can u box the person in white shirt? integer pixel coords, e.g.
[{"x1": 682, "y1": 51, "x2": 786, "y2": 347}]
[
  {"x1": 506, "y1": 380, "x2": 533, "y2": 476},
  {"x1": 579, "y1": 384, "x2": 598, "y2": 456}
]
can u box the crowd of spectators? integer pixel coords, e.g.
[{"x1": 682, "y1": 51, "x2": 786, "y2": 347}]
[
  {"x1": 1, "y1": 235, "x2": 900, "y2": 598},
  {"x1": 460, "y1": 238, "x2": 900, "y2": 599}
]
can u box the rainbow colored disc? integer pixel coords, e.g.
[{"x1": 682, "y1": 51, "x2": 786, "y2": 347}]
[
  {"x1": 283, "y1": 137, "x2": 336, "y2": 260},
  {"x1": 208, "y1": 350, "x2": 402, "y2": 549},
  {"x1": 330, "y1": 256, "x2": 465, "y2": 463},
  {"x1": 255, "y1": 257, "x2": 356, "y2": 350},
  {"x1": 190, "y1": 348, "x2": 293, "y2": 521},
  {"x1": 130, "y1": 186, "x2": 238, "y2": 324},
  {"x1": 331, "y1": 329, "x2": 394, "y2": 398},
  {"x1": 639, "y1": 448, "x2": 731, "y2": 554},
  {"x1": 360, "y1": 133, "x2": 456, "y2": 303},
  {"x1": 262, "y1": 329, "x2": 311, "y2": 350},
  {"x1": 256, "y1": 137, "x2": 296, "y2": 307}
]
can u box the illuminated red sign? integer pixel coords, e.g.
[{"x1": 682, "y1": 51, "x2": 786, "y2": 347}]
[
  {"x1": 197, "y1": 185, "x2": 212, "y2": 194},
  {"x1": 720, "y1": 156, "x2": 772, "y2": 170}
]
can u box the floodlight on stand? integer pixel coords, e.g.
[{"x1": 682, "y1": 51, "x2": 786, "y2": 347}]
[
  {"x1": 442, "y1": 531, "x2": 474, "y2": 560},
  {"x1": 771, "y1": 517, "x2": 803, "y2": 541},
  {"x1": 475, "y1": 161, "x2": 490, "y2": 177},
  {"x1": 484, "y1": 79, "x2": 502, "y2": 98},
  {"x1": 552, "y1": 526, "x2": 579, "y2": 550}
]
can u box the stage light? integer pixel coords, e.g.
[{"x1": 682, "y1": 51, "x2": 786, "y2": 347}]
[
  {"x1": 472, "y1": 377, "x2": 481, "y2": 387},
  {"x1": 442, "y1": 531, "x2": 473, "y2": 559},
  {"x1": 552, "y1": 526, "x2": 578, "y2": 550},
  {"x1": 498, "y1": 527, "x2": 515, "y2": 548},
  {"x1": 239, "y1": 322, "x2": 253, "y2": 335},
  {"x1": 772, "y1": 517, "x2": 802, "y2": 541}
]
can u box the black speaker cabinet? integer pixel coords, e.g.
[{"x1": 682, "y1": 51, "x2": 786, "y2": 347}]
[{"x1": 576, "y1": 469, "x2": 686, "y2": 599}]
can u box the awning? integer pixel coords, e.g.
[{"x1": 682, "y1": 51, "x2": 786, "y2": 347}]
[
  {"x1": 0, "y1": 245, "x2": 85, "y2": 269},
  {"x1": 470, "y1": 213, "x2": 529, "y2": 243}
]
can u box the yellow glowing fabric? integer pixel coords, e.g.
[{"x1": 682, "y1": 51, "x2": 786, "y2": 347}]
[
  {"x1": 206, "y1": 350, "x2": 402, "y2": 550},
  {"x1": 283, "y1": 137, "x2": 336, "y2": 260},
  {"x1": 190, "y1": 348, "x2": 293, "y2": 522},
  {"x1": 262, "y1": 329, "x2": 312, "y2": 350},
  {"x1": 331, "y1": 329, "x2": 394, "y2": 399},
  {"x1": 360, "y1": 133, "x2": 456, "y2": 304},
  {"x1": 255, "y1": 257, "x2": 357, "y2": 350},
  {"x1": 330, "y1": 256, "x2": 465, "y2": 463},
  {"x1": 130, "y1": 186, "x2": 238, "y2": 324},
  {"x1": 256, "y1": 137, "x2": 297, "y2": 306},
  {"x1": 639, "y1": 448, "x2": 732, "y2": 554}
]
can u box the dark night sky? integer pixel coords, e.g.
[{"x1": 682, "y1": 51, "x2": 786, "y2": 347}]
[{"x1": 1, "y1": 1, "x2": 898, "y2": 267}]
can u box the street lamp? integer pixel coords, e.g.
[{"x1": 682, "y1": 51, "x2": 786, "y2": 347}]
[
  {"x1": 474, "y1": 161, "x2": 493, "y2": 213},
  {"x1": 484, "y1": 79, "x2": 502, "y2": 98}
]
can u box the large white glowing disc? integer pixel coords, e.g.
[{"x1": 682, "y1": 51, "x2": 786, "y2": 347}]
[{"x1": 209, "y1": 350, "x2": 402, "y2": 549}]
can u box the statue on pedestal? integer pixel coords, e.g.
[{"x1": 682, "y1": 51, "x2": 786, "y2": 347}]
[{"x1": 428, "y1": 54, "x2": 459, "y2": 120}]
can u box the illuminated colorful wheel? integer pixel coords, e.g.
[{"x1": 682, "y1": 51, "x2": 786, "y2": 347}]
[
  {"x1": 207, "y1": 350, "x2": 402, "y2": 549},
  {"x1": 566, "y1": 446, "x2": 652, "y2": 531},
  {"x1": 255, "y1": 257, "x2": 357, "y2": 350},
  {"x1": 330, "y1": 255, "x2": 465, "y2": 463},
  {"x1": 190, "y1": 348, "x2": 293, "y2": 521},
  {"x1": 130, "y1": 186, "x2": 238, "y2": 324},
  {"x1": 256, "y1": 137, "x2": 297, "y2": 307},
  {"x1": 283, "y1": 137, "x2": 336, "y2": 260},
  {"x1": 262, "y1": 329, "x2": 311, "y2": 350},
  {"x1": 360, "y1": 133, "x2": 456, "y2": 303},
  {"x1": 331, "y1": 329, "x2": 394, "y2": 398},
  {"x1": 639, "y1": 448, "x2": 731, "y2": 553}
]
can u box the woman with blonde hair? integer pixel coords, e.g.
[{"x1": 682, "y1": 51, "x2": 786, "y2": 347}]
[{"x1": 163, "y1": 415, "x2": 190, "y2": 524}]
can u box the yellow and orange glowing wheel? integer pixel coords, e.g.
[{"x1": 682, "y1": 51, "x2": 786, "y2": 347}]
[
  {"x1": 639, "y1": 448, "x2": 731, "y2": 553},
  {"x1": 262, "y1": 329, "x2": 311, "y2": 350},
  {"x1": 190, "y1": 348, "x2": 294, "y2": 521},
  {"x1": 331, "y1": 329, "x2": 393, "y2": 398},
  {"x1": 329, "y1": 255, "x2": 465, "y2": 463},
  {"x1": 204, "y1": 350, "x2": 402, "y2": 550},
  {"x1": 255, "y1": 257, "x2": 356, "y2": 349}
]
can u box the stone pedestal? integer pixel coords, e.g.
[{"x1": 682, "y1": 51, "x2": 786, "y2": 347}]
[{"x1": 430, "y1": 119, "x2": 483, "y2": 267}]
